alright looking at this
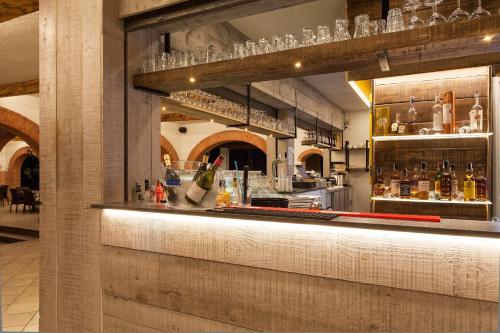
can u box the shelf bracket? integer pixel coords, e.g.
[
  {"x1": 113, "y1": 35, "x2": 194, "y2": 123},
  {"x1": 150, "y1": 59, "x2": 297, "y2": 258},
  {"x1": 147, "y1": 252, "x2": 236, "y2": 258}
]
[{"x1": 376, "y1": 50, "x2": 390, "y2": 72}]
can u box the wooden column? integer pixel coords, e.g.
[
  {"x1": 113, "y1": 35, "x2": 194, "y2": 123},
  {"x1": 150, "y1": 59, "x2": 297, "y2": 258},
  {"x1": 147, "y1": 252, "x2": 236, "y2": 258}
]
[{"x1": 39, "y1": 0, "x2": 124, "y2": 331}]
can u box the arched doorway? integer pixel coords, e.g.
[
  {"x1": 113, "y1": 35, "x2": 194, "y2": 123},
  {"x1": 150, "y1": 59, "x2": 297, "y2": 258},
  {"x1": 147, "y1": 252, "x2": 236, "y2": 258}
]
[
  {"x1": 298, "y1": 148, "x2": 324, "y2": 175},
  {"x1": 20, "y1": 154, "x2": 39, "y2": 190},
  {"x1": 0, "y1": 106, "x2": 39, "y2": 154},
  {"x1": 7, "y1": 147, "x2": 38, "y2": 188},
  {"x1": 208, "y1": 142, "x2": 267, "y2": 175}
]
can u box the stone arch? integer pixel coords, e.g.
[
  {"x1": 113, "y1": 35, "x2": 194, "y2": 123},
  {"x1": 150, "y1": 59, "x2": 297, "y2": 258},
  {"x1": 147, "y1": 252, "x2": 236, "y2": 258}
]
[
  {"x1": 298, "y1": 148, "x2": 324, "y2": 162},
  {"x1": 7, "y1": 147, "x2": 37, "y2": 188},
  {"x1": 160, "y1": 135, "x2": 179, "y2": 161},
  {"x1": 187, "y1": 130, "x2": 267, "y2": 161},
  {"x1": 0, "y1": 107, "x2": 39, "y2": 153}
]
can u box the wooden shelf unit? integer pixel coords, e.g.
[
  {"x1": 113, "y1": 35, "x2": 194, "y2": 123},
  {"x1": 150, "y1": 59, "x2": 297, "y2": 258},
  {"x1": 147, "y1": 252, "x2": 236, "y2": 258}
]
[
  {"x1": 133, "y1": 15, "x2": 500, "y2": 93},
  {"x1": 370, "y1": 66, "x2": 493, "y2": 220}
]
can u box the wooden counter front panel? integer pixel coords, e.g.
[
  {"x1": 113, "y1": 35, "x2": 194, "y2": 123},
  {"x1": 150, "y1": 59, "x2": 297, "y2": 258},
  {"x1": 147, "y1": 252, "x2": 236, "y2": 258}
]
[{"x1": 102, "y1": 246, "x2": 497, "y2": 332}]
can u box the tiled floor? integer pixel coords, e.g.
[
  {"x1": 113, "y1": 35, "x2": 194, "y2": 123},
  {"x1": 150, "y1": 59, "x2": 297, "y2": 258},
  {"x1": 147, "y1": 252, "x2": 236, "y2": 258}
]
[
  {"x1": 1, "y1": 240, "x2": 39, "y2": 332},
  {"x1": 0, "y1": 205, "x2": 39, "y2": 231}
]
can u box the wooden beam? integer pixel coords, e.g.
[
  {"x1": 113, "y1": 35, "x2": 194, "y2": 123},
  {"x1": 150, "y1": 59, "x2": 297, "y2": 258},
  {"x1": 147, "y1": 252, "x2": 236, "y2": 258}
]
[
  {"x1": 347, "y1": 53, "x2": 500, "y2": 81},
  {"x1": 134, "y1": 16, "x2": 500, "y2": 92},
  {"x1": 125, "y1": 0, "x2": 316, "y2": 32},
  {"x1": 0, "y1": 0, "x2": 38, "y2": 23},
  {"x1": 160, "y1": 112, "x2": 198, "y2": 122},
  {"x1": 0, "y1": 79, "x2": 39, "y2": 98}
]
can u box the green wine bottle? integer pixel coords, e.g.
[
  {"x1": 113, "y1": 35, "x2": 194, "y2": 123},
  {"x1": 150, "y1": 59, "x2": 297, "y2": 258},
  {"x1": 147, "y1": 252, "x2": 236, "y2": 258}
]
[
  {"x1": 193, "y1": 154, "x2": 209, "y2": 181},
  {"x1": 185, "y1": 155, "x2": 224, "y2": 205}
]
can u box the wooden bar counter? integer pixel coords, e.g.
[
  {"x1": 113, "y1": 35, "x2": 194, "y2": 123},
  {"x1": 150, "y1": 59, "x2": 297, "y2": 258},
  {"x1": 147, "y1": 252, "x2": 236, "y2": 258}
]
[{"x1": 92, "y1": 202, "x2": 500, "y2": 332}]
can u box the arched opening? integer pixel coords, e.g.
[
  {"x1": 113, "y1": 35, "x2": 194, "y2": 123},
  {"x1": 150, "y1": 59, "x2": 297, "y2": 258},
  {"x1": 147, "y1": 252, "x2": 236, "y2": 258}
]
[
  {"x1": 208, "y1": 141, "x2": 267, "y2": 175},
  {"x1": 20, "y1": 154, "x2": 39, "y2": 190},
  {"x1": 0, "y1": 106, "x2": 39, "y2": 154},
  {"x1": 160, "y1": 135, "x2": 179, "y2": 161},
  {"x1": 304, "y1": 154, "x2": 323, "y2": 175},
  {"x1": 7, "y1": 147, "x2": 37, "y2": 189}
]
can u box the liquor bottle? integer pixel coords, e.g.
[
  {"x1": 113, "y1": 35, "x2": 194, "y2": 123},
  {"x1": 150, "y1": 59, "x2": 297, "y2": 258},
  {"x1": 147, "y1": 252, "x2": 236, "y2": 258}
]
[
  {"x1": 434, "y1": 162, "x2": 442, "y2": 195},
  {"x1": 193, "y1": 154, "x2": 209, "y2": 181},
  {"x1": 143, "y1": 179, "x2": 155, "y2": 202},
  {"x1": 375, "y1": 107, "x2": 390, "y2": 136},
  {"x1": 390, "y1": 163, "x2": 401, "y2": 198},
  {"x1": 215, "y1": 179, "x2": 231, "y2": 207},
  {"x1": 470, "y1": 91, "x2": 483, "y2": 133},
  {"x1": 155, "y1": 180, "x2": 163, "y2": 203},
  {"x1": 440, "y1": 160, "x2": 451, "y2": 200},
  {"x1": 231, "y1": 175, "x2": 242, "y2": 205},
  {"x1": 400, "y1": 169, "x2": 412, "y2": 199},
  {"x1": 450, "y1": 164, "x2": 458, "y2": 200},
  {"x1": 373, "y1": 167, "x2": 385, "y2": 197},
  {"x1": 463, "y1": 162, "x2": 476, "y2": 201},
  {"x1": 391, "y1": 110, "x2": 401, "y2": 135},
  {"x1": 185, "y1": 155, "x2": 224, "y2": 205},
  {"x1": 442, "y1": 91, "x2": 455, "y2": 134},
  {"x1": 410, "y1": 164, "x2": 420, "y2": 198},
  {"x1": 135, "y1": 183, "x2": 144, "y2": 201},
  {"x1": 475, "y1": 164, "x2": 488, "y2": 201},
  {"x1": 418, "y1": 162, "x2": 430, "y2": 200},
  {"x1": 164, "y1": 154, "x2": 180, "y2": 186},
  {"x1": 408, "y1": 96, "x2": 417, "y2": 123},
  {"x1": 432, "y1": 92, "x2": 443, "y2": 134}
]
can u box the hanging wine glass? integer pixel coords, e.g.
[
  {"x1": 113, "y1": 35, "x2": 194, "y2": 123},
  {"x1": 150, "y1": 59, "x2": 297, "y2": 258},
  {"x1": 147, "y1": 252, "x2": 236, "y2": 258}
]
[
  {"x1": 403, "y1": 0, "x2": 425, "y2": 30},
  {"x1": 449, "y1": 0, "x2": 469, "y2": 22},
  {"x1": 470, "y1": 0, "x2": 491, "y2": 20},
  {"x1": 423, "y1": 0, "x2": 447, "y2": 26}
]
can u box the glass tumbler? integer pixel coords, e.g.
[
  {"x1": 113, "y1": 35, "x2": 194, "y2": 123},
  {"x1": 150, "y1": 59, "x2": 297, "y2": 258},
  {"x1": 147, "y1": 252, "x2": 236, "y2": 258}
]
[
  {"x1": 386, "y1": 8, "x2": 405, "y2": 33},
  {"x1": 272, "y1": 35, "x2": 285, "y2": 52},
  {"x1": 316, "y1": 25, "x2": 331, "y2": 44},
  {"x1": 354, "y1": 14, "x2": 371, "y2": 38},
  {"x1": 333, "y1": 19, "x2": 351, "y2": 41},
  {"x1": 302, "y1": 27, "x2": 316, "y2": 46},
  {"x1": 284, "y1": 33, "x2": 299, "y2": 49},
  {"x1": 233, "y1": 42, "x2": 245, "y2": 59},
  {"x1": 258, "y1": 38, "x2": 271, "y2": 54}
]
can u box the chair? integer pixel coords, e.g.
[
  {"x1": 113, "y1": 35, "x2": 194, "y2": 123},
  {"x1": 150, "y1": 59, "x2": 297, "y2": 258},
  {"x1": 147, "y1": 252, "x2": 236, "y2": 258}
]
[
  {"x1": 10, "y1": 188, "x2": 23, "y2": 213},
  {"x1": 0, "y1": 185, "x2": 8, "y2": 207},
  {"x1": 23, "y1": 189, "x2": 40, "y2": 214}
]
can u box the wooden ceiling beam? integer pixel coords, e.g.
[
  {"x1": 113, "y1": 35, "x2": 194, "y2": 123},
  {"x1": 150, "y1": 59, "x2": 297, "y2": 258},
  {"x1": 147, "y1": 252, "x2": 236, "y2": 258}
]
[
  {"x1": 124, "y1": 0, "x2": 316, "y2": 32},
  {"x1": 0, "y1": 79, "x2": 39, "y2": 98},
  {"x1": 161, "y1": 113, "x2": 199, "y2": 122},
  {"x1": 0, "y1": 0, "x2": 38, "y2": 24}
]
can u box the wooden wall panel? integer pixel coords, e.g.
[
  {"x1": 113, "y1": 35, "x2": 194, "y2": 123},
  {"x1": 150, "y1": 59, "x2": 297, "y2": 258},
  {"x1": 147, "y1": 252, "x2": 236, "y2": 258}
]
[
  {"x1": 103, "y1": 294, "x2": 252, "y2": 332},
  {"x1": 117, "y1": 0, "x2": 187, "y2": 18},
  {"x1": 101, "y1": 211, "x2": 500, "y2": 302},
  {"x1": 102, "y1": 245, "x2": 498, "y2": 332}
]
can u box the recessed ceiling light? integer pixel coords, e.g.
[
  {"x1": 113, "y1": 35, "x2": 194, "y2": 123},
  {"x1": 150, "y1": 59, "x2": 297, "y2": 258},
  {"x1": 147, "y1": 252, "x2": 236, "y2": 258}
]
[
  {"x1": 244, "y1": 128, "x2": 248, "y2": 131},
  {"x1": 294, "y1": 61, "x2": 302, "y2": 68},
  {"x1": 189, "y1": 77, "x2": 196, "y2": 83},
  {"x1": 483, "y1": 35, "x2": 494, "y2": 42},
  {"x1": 162, "y1": 106, "x2": 166, "y2": 111},
  {"x1": 210, "y1": 119, "x2": 214, "y2": 122}
]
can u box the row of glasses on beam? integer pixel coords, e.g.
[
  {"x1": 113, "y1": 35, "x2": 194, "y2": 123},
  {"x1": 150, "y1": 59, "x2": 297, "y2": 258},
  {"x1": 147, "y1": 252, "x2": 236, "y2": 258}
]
[
  {"x1": 168, "y1": 90, "x2": 295, "y2": 135},
  {"x1": 140, "y1": 0, "x2": 492, "y2": 73}
]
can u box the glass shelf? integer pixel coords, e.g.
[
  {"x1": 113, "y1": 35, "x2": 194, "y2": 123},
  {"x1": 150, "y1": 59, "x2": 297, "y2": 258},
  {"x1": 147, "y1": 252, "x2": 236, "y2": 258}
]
[
  {"x1": 371, "y1": 197, "x2": 492, "y2": 205},
  {"x1": 372, "y1": 133, "x2": 493, "y2": 142}
]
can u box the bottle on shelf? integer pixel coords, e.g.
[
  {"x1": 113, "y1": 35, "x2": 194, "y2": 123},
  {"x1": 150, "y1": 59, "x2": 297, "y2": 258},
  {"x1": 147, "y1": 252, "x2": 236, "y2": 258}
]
[
  {"x1": 450, "y1": 164, "x2": 458, "y2": 200},
  {"x1": 185, "y1": 155, "x2": 224, "y2": 205},
  {"x1": 432, "y1": 92, "x2": 443, "y2": 134},
  {"x1": 164, "y1": 154, "x2": 180, "y2": 203},
  {"x1": 375, "y1": 107, "x2": 390, "y2": 136},
  {"x1": 470, "y1": 91, "x2": 483, "y2": 133},
  {"x1": 390, "y1": 163, "x2": 401, "y2": 198},
  {"x1": 475, "y1": 164, "x2": 488, "y2": 201},
  {"x1": 155, "y1": 180, "x2": 164, "y2": 203},
  {"x1": 440, "y1": 160, "x2": 451, "y2": 200},
  {"x1": 135, "y1": 182, "x2": 144, "y2": 201},
  {"x1": 193, "y1": 154, "x2": 209, "y2": 181},
  {"x1": 231, "y1": 173, "x2": 242, "y2": 206},
  {"x1": 407, "y1": 96, "x2": 418, "y2": 129},
  {"x1": 410, "y1": 164, "x2": 420, "y2": 199},
  {"x1": 390, "y1": 110, "x2": 401, "y2": 135},
  {"x1": 400, "y1": 169, "x2": 412, "y2": 199},
  {"x1": 418, "y1": 162, "x2": 430, "y2": 200},
  {"x1": 215, "y1": 179, "x2": 231, "y2": 207},
  {"x1": 434, "y1": 162, "x2": 442, "y2": 195},
  {"x1": 463, "y1": 162, "x2": 476, "y2": 201},
  {"x1": 143, "y1": 179, "x2": 155, "y2": 202},
  {"x1": 373, "y1": 167, "x2": 385, "y2": 197},
  {"x1": 442, "y1": 91, "x2": 455, "y2": 134}
]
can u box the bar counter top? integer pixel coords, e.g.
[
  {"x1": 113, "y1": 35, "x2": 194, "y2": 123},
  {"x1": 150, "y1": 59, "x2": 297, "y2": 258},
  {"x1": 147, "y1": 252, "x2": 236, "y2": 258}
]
[{"x1": 91, "y1": 201, "x2": 500, "y2": 238}]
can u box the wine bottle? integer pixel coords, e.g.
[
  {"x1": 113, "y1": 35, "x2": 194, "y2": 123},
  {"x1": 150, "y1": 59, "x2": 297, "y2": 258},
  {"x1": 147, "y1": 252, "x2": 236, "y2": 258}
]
[
  {"x1": 164, "y1": 154, "x2": 180, "y2": 203},
  {"x1": 463, "y1": 162, "x2": 476, "y2": 201},
  {"x1": 193, "y1": 154, "x2": 209, "y2": 181},
  {"x1": 185, "y1": 155, "x2": 224, "y2": 205}
]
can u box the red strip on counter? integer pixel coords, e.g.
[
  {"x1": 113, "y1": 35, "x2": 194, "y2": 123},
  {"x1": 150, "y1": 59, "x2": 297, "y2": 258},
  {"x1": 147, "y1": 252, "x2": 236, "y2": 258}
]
[{"x1": 237, "y1": 206, "x2": 440, "y2": 223}]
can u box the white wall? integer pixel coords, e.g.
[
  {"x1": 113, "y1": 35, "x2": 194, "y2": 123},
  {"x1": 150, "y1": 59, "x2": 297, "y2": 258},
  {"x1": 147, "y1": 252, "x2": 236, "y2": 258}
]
[
  {"x1": 0, "y1": 140, "x2": 29, "y2": 171},
  {"x1": 0, "y1": 94, "x2": 40, "y2": 124},
  {"x1": 161, "y1": 121, "x2": 267, "y2": 161},
  {"x1": 337, "y1": 110, "x2": 371, "y2": 212}
]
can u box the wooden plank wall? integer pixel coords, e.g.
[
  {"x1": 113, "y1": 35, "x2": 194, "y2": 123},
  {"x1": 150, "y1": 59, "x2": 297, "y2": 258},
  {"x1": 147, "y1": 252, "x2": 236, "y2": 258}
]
[
  {"x1": 100, "y1": 210, "x2": 500, "y2": 332},
  {"x1": 39, "y1": 0, "x2": 124, "y2": 331}
]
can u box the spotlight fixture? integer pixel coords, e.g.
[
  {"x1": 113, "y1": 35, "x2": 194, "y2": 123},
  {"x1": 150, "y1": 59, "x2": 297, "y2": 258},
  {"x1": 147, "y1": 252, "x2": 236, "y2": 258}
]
[
  {"x1": 189, "y1": 77, "x2": 196, "y2": 83},
  {"x1": 294, "y1": 61, "x2": 302, "y2": 69},
  {"x1": 483, "y1": 35, "x2": 494, "y2": 42}
]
